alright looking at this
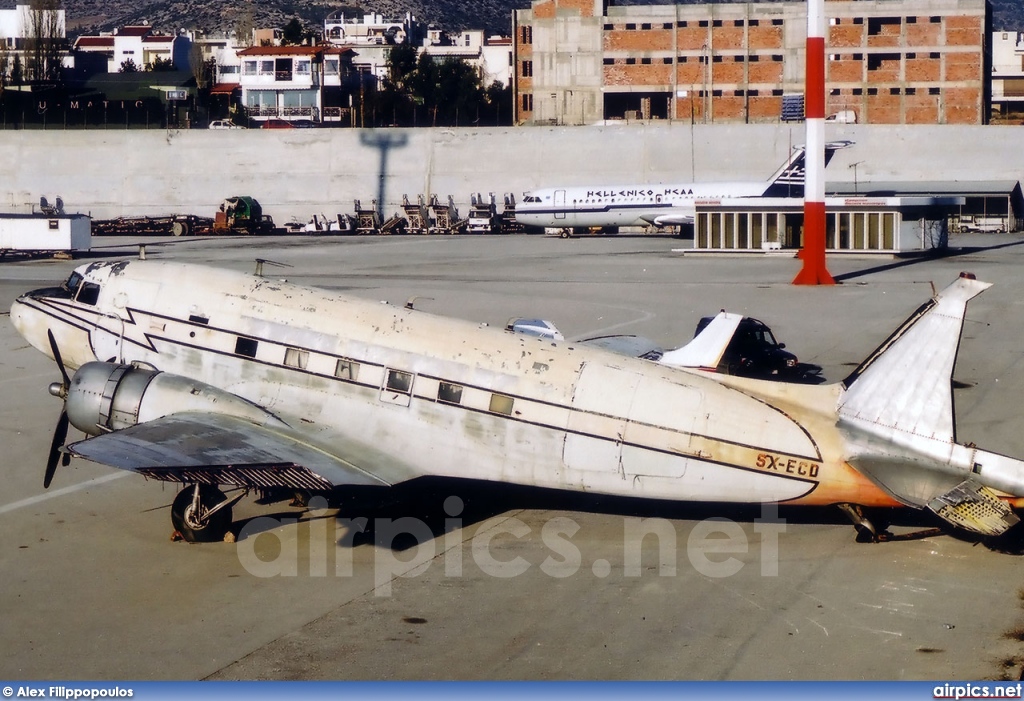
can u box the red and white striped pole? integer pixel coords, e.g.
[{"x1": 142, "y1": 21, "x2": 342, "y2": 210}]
[{"x1": 792, "y1": 0, "x2": 835, "y2": 285}]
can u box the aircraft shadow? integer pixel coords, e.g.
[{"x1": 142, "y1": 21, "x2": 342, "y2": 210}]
[{"x1": 311, "y1": 476, "x2": 1023, "y2": 553}]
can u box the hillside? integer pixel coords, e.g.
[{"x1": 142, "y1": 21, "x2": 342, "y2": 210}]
[
  {"x1": 60, "y1": 0, "x2": 1024, "y2": 40},
  {"x1": 62, "y1": 0, "x2": 531, "y2": 39}
]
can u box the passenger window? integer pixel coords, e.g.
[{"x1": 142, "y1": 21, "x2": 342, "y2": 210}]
[
  {"x1": 235, "y1": 337, "x2": 258, "y2": 358},
  {"x1": 438, "y1": 382, "x2": 463, "y2": 405},
  {"x1": 489, "y1": 393, "x2": 514, "y2": 415},
  {"x1": 284, "y1": 348, "x2": 308, "y2": 369},
  {"x1": 381, "y1": 368, "x2": 414, "y2": 407},
  {"x1": 76, "y1": 282, "x2": 100, "y2": 306},
  {"x1": 335, "y1": 358, "x2": 359, "y2": 381},
  {"x1": 386, "y1": 369, "x2": 413, "y2": 394}
]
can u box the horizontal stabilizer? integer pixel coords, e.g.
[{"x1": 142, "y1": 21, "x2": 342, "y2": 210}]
[
  {"x1": 660, "y1": 311, "x2": 742, "y2": 369},
  {"x1": 928, "y1": 480, "x2": 1020, "y2": 536}
]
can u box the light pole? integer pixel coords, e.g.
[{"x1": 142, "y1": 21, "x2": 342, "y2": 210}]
[{"x1": 849, "y1": 160, "x2": 864, "y2": 194}]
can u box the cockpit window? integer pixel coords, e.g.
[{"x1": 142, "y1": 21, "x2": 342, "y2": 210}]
[
  {"x1": 76, "y1": 282, "x2": 101, "y2": 306},
  {"x1": 64, "y1": 271, "x2": 83, "y2": 296}
]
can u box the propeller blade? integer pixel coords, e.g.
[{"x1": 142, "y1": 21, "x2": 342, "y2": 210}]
[
  {"x1": 45, "y1": 410, "x2": 70, "y2": 489},
  {"x1": 47, "y1": 329, "x2": 71, "y2": 389}
]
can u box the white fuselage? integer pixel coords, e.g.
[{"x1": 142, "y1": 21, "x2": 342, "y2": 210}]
[
  {"x1": 515, "y1": 181, "x2": 769, "y2": 229},
  {"x1": 10, "y1": 260, "x2": 883, "y2": 507}
]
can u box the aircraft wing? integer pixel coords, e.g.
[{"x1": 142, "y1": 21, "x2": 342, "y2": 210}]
[
  {"x1": 66, "y1": 412, "x2": 393, "y2": 490},
  {"x1": 659, "y1": 312, "x2": 743, "y2": 369}
]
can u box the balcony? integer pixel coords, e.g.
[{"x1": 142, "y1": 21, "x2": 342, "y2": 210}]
[{"x1": 243, "y1": 106, "x2": 321, "y2": 121}]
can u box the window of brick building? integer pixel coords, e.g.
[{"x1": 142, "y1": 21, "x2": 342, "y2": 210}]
[{"x1": 521, "y1": 60, "x2": 532, "y2": 77}]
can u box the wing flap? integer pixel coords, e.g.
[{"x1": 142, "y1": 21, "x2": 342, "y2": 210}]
[{"x1": 67, "y1": 412, "x2": 392, "y2": 488}]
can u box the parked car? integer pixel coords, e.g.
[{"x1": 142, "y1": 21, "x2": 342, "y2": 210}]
[
  {"x1": 260, "y1": 118, "x2": 296, "y2": 129},
  {"x1": 208, "y1": 119, "x2": 243, "y2": 129},
  {"x1": 694, "y1": 315, "x2": 799, "y2": 378}
]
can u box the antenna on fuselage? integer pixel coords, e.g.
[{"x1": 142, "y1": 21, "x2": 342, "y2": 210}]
[
  {"x1": 254, "y1": 258, "x2": 292, "y2": 277},
  {"x1": 405, "y1": 296, "x2": 435, "y2": 310}
]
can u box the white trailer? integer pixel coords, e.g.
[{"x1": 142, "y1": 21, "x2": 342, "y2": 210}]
[{"x1": 0, "y1": 213, "x2": 91, "y2": 256}]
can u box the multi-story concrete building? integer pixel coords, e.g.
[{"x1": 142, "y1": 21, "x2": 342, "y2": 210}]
[
  {"x1": 423, "y1": 30, "x2": 514, "y2": 87},
  {"x1": 991, "y1": 30, "x2": 1024, "y2": 119},
  {"x1": 237, "y1": 45, "x2": 356, "y2": 124},
  {"x1": 513, "y1": 0, "x2": 988, "y2": 125},
  {"x1": 72, "y1": 24, "x2": 178, "y2": 73}
]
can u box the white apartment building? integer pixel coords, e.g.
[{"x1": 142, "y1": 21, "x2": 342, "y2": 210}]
[
  {"x1": 992, "y1": 30, "x2": 1024, "y2": 118},
  {"x1": 72, "y1": 25, "x2": 175, "y2": 73}
]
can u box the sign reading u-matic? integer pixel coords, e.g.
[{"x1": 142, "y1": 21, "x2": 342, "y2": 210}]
[{"x1": 37, "y1": 100, "x2": 148, "y2": 111}]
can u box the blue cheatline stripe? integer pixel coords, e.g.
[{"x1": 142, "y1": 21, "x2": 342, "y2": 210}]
[{"x1": 1, "y1": 681, "x2": 1020, "y2": 701}]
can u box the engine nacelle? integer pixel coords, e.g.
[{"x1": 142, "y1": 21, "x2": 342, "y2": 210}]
[{"x1": 65, "y1": 361, "x2": 283, "y2": 436}]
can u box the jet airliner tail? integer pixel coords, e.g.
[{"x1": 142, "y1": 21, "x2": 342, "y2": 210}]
[{"x1": 760, "y1": 140, "x2": 853, "y2": 198}]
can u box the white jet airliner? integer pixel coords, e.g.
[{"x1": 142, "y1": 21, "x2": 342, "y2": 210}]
[{"x1": 515, "y1": 141, "x2": 852, "y2": 233}]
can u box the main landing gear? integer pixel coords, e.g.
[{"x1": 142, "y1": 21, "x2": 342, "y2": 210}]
[{"x1": 171, "y1": 484, "x2": 246, "y2": 543}]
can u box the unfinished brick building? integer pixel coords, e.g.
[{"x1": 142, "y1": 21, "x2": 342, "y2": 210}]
[{"x1": 512, "y1": 0, "x2": 988, "y2": 125}]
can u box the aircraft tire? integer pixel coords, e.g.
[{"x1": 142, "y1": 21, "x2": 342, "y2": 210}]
[
  {"x1": 560, "y1": 230, "x2": 570, "y2": 239},
  {"x1": 171, "y1": 484, "x2": 232, "y2": 543}
]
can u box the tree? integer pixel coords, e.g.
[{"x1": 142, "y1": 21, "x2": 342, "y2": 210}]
[
  {"x1": 188, "y1": 43, "x2": 214, "y2": 88},
  {"x1": 0, "y1": 37, "x2": 10, "y2": 90},
  {"x1": 387, "y1": 43, "x2": 417, "y2": 86},
  {"x1": 149, "y1": 56, "x2": 175, "y2": 72},
  {"x1": 24, "y1": 0, "x2": 64, "y2": 83},
  {"x1": 120, "y1": 58, "x2": 139, "y2": 73},
  {"x1": 11, "y1": 54, "x2": 23, "y2": 85},
  {"x1": 282, "y1": 17, "x2": 304, "y2": 45},
  {"x1": 234, "y1": 5, "x2": 254, "y2": 48}
]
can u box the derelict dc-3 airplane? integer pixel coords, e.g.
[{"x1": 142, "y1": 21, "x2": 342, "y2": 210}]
[
  {"x1": 515, "y1": 141, "x2": 852, "y2": 233},
  {"x1": 9, "y1": 259, "x2": 1024, "y2": 543}
]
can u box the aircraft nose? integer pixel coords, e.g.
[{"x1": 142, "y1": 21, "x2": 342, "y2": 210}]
[{"x1": 10, "y1": 292, "x2": 57, "y2": 359}]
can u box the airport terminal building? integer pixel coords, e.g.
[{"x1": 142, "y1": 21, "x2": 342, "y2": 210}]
[{"x1": 513, "y1": 0, "x2": 988, "y2": 126}]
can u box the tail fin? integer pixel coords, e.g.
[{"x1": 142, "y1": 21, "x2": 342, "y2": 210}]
[
  {"x1": 760, "y1": 140, "x2": 854, "y2": 198},
  {"x1": 838, "y1": 273, "x2": 991, "y2": 446}
]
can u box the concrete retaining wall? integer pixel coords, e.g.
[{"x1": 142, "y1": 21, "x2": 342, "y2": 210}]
[{"x1": 4, "y1": 123, "x2": 1023, "y2": 223}]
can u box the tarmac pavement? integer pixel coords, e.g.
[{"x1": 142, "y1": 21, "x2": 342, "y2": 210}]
[{"x1": 2, "y1": 232, "x2": 1024, "y2": 680}]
